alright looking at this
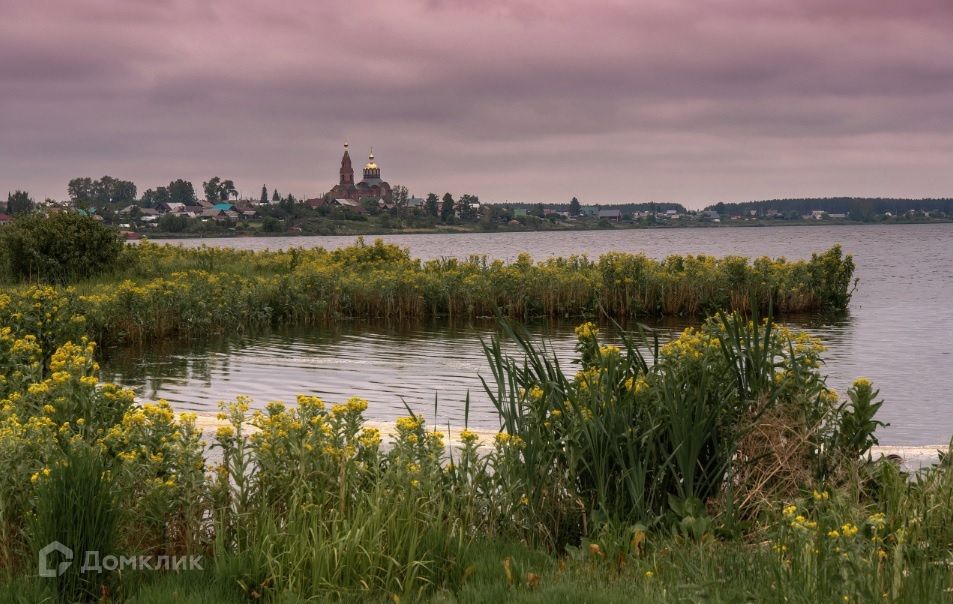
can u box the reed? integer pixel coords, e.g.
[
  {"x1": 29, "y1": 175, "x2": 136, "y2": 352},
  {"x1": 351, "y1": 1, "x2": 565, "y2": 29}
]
[
  {"x1": 30, "y1": 442, "x2": 119, "y2": 603},
  {"x1": 0, "y1": 240, "x2": 855, "y2": 349},
  {"x1": 478, "y1": 311, "x2": 877, "y2": 548}
]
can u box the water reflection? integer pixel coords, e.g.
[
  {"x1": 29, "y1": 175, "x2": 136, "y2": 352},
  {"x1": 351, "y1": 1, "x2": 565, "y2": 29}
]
[
  {"x1": 113, "y1": 224, "x2": 953, "y2": 445},
  {"x1": 103, "y1": 313, "x2": 878, "y2": 440}
]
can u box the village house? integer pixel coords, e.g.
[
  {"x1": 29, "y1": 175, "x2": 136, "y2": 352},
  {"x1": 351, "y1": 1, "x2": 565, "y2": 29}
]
[
  {"x1": 581, "y1": 206, "x2": 600, "y2": 217},
  {"x1": 156, "y1": 201, "x2": 187, "y2": 214}
]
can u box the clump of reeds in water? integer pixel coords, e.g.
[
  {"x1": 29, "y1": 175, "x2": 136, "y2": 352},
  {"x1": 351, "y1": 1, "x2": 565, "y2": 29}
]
[{"x1": 0, "y1": 239, "x2": 855, "y2": 348}]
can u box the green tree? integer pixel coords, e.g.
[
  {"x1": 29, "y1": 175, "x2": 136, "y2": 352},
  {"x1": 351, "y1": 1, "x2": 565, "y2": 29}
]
[
  {"x1": 458, "y1": 194, "x2": 473, "y2": 220},
  {"x1": 278, "y1": 195, "x2": 296, "y2": 213},
  {"x1": 260, "y1": 185, "x2": 269, "y2": 205},
  {"x1": 440, "y1": 193, "x2": 455, "y2": 222},
  {"x1": 68, "y1": 176, "x2": 136, "y2": 206},
  {"x1": 67, "y1": 177, "x2": 95, "y2": 206},
  {"x1": 479, "y1": 204, "x2": 498, "y2": 230},
  {"x1": 202, "y1": 176, "x2": 237, "y2": 202},
  {"x1": 140, "y1": 187, "x2": 171, "y2": 208},
  {"x1": 112, "y1": 179, "x2": 137, "y2": 205},
  {"x1": 219, "y1": 179, "x2": 237, "y2": 201},
  {"x1": 362, "y1": 198, "x2": 382, "y2": 215},
  {"x1": 391, "y1": 185, "x2": 409, "y2": 214},
  {"x1": 92, "y1": 176, "x2": 136, "y2": 205},
  {"x1": 93, "y1": 175, "x2": 116, "y2": 205},
  {"x1": 0, "y1": 213, "x2": 123, "y2": 283},
  {"x1": 6, "y1": 190, "x2": 34, "y2": 215},
  {"x1": 157, "y1": 213, "x2": 189, "y2": 233},
  {"x1": 261, "y1": 216, "x2": 283, "y2": 233},
  {"x1": 203, "y1": 177, "x2": 221, "y2": 202},
  {"x1": 425, "y1": 193, "x2": 439, "y2": 217},
  {"x1": 167, "y1": 180, "x2": 196, "y2": 205},
  {"x1": 569, "y1": 196, "x2": 581, "y2": 216}
]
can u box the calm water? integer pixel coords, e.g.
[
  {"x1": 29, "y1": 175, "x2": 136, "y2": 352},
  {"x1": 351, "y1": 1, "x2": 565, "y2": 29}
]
[{"x1": 107, "y1": 224, "x2": 953, "y2": 444}]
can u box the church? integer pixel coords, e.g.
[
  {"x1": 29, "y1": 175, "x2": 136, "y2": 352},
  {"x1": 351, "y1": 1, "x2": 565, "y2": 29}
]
[{"x1": 324, "y1": 143, "x2": 392, "y2": 204}]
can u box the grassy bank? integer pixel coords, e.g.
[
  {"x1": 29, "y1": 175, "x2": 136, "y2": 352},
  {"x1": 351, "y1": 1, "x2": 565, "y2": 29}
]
[
  {"x1": 1, "y1": 239, "x2": 854, "y2": 348},
  {"x1": 2, "y1": 301, "x2": 952, "y2": 602}
]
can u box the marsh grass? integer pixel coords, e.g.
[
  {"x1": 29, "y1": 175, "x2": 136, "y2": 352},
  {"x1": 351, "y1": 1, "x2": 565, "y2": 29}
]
[
  {"x1": 0, "y1": 240, "x2": 855, "y2": 350},
  {"x1": 478, "y1": 309, "x2": 862, "y2": 549},
  {"x1": 31, "y1": 442, "x2": 119, "y2": 603}
]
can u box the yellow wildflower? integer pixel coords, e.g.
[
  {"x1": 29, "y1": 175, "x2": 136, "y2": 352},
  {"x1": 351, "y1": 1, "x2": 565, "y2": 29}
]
[
  {"x1": 360, "y1": 427, "x2": 382, "y2": 448},
  {"x1": 346, "y1": 396, "x2": 368, "y2": 413},
  {"x1": 574, "y1": 322, "x2": 598, "y2": 340},
  {"x1": 460, "y1": 429, "x2": 479, "y2": 445}
]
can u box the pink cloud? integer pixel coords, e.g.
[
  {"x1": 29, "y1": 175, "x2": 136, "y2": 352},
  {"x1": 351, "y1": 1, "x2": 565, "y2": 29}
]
[{"x1": 1, "y1": 0, "x2": 951, "y2": 206}]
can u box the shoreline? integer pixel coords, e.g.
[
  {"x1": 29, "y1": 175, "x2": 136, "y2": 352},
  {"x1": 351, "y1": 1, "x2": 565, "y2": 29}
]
[{"x1": 142, "y1": 218, "x2": 953, "y2": 240}]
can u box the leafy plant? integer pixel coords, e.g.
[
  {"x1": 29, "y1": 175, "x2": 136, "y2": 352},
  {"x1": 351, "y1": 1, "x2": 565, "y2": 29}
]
[{"x1": 0, "y1": 213, "x2": 123, "y2": 284}]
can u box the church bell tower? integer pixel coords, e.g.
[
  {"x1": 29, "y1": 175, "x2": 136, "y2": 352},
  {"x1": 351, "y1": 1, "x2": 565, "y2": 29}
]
[{"x1": 339, "y1": 142, "x2": 354, "y2": 186}]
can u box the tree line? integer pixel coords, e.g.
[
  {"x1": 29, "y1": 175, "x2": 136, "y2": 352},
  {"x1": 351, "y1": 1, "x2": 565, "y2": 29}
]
[{"x1": 706, "y1": 197, "x2": 953, "y2": 218}]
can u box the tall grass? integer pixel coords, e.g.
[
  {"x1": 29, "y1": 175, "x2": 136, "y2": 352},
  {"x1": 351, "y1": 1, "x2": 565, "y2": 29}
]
[
  {"x1": 480, "y1": 311, "x2": 876, "y2": 548},
  {"x1": 31, "y1": 442, "x2": 118, "y2": 603},
  {"x1": 208, "y1": 397, "x2": 470, "y2": 601},
  {"x1": 0, "y1": 240, "x2": 855, "y2": 348}
]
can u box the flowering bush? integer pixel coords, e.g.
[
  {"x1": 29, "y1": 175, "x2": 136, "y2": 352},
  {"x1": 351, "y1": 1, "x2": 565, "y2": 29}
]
[
  {"x1": 0, "y1": 327, "x2": 206, "y2": 573},
  {"x1": 208, "y1": 397, "x2": 473, "y2": 599},
  {"x1": 102, "y1": 401, "x2": 207, "y2": 554},
  {"x1": 482, "y1": 313, "x2": 883, "y2": 548}
]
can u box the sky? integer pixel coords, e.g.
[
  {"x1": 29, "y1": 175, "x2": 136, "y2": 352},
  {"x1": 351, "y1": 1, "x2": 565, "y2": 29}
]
[{"x1": 1, "y1": 0, "x2": 952, "y2": 208}]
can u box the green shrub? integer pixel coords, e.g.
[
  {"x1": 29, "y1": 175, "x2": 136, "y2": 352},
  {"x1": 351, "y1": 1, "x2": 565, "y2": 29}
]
[{"x1": 0, "y1": 213, "x2": 123, "y2": 284}]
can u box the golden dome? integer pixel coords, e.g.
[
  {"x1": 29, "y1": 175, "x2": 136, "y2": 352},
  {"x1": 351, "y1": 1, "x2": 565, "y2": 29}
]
[{"x1": 365, "y1": 149, "x2": 378, "y2": 170}]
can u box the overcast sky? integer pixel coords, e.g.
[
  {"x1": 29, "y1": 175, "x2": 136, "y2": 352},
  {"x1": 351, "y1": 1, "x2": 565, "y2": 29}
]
[{"x1": 2, "y1": 0, "x2": 952, "y2": 208}]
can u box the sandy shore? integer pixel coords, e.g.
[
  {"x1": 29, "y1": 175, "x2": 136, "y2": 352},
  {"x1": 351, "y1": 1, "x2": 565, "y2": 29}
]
[{"x1": 187, "y1": 412, "x2": 946, "y2": 469}]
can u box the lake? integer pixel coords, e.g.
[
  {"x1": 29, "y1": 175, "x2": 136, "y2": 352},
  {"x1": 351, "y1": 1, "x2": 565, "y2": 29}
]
[{"x1": 106, "y1": 224, "x2": 953, "y2": 445}]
